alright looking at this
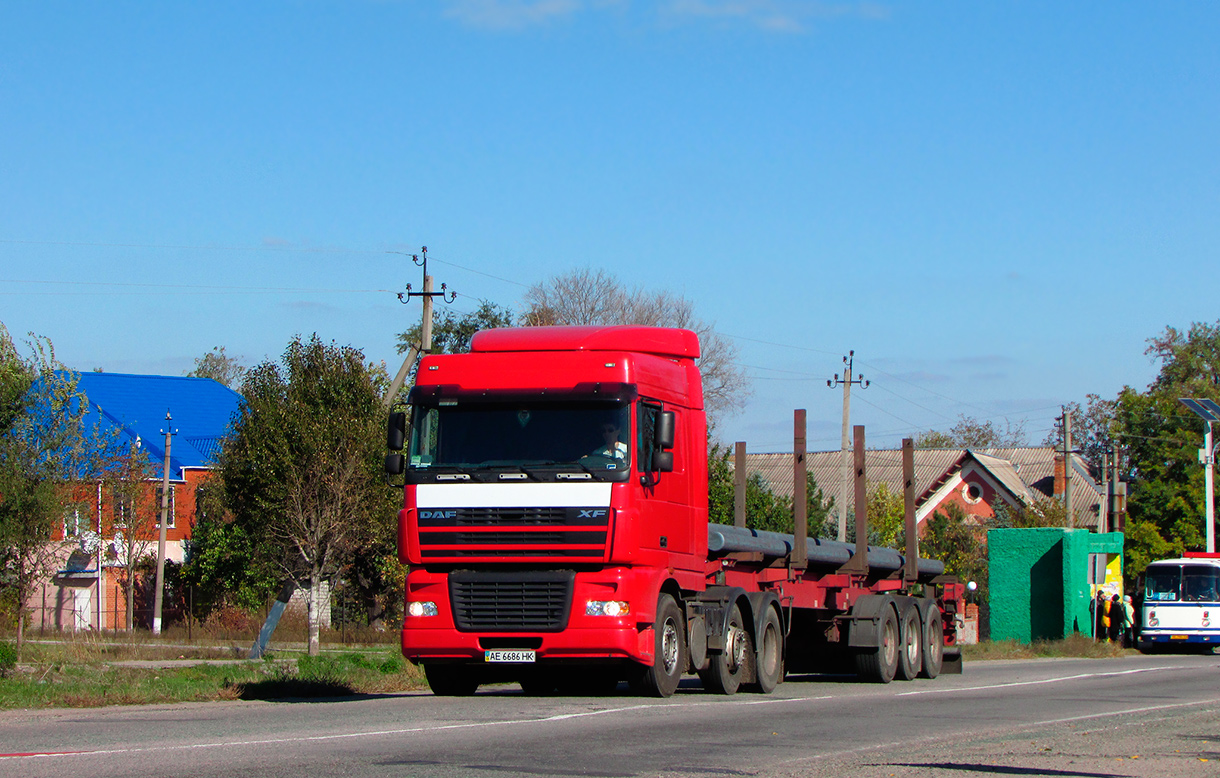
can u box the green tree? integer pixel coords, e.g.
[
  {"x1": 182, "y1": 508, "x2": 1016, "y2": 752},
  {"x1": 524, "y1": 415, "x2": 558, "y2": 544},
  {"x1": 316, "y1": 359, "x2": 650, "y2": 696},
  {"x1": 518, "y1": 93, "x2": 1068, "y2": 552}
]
[
  {"x1": 212, "y1": 334, "x2": 397, "y2": 654},
  {"x1": 0, "y1": 324, "x2": 118, "y2": 651},
  {"x1": 187, "y1": 346, "x2": 246, "y2": 389},
  {"x1": 707, "y1": 445, "x2": 832, "y2": 537},
  {"x1": 921, "y1": 502, "x2": 989, "y2": 602},
  {"x1": 1041, "y1": 394, "x2": 1117, "y2": 478},
  {"x1": 1112, "y1": 321, "x2": 1220, "y2": 578}
]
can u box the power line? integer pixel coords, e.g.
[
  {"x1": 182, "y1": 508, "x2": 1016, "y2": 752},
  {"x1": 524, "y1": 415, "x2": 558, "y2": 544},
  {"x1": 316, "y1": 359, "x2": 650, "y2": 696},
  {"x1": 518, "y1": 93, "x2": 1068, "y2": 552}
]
[{"x1": 1, "y1": 278, "x2": 395, "y2": 294}]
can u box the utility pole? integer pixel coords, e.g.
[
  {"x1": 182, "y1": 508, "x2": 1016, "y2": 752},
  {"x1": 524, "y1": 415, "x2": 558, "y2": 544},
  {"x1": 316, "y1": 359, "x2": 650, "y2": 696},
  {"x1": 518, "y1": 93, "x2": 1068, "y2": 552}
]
[
  {"x1": 152, "y1": 411, "x2": 175, "y2": 635},
  {"x1": 828, "y1": 351, "x2": 868, "y2": 542},
  {"x1": 1059, "y1": 407, "x2": 1073, "y2": 528},
  {"x1": 384, "y1": 246, "x2": 457, "y2": 410}
]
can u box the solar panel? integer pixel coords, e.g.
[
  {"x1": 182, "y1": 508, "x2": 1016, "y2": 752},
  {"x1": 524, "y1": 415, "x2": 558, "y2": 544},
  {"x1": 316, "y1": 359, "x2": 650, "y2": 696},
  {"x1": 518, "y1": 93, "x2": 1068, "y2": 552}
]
[
  {"x1": 1180, "y1": 398, "x2": 1220, "y2": 422},
  {"x1": 1199, "y1": 399, "x2": 1220, "y2": 418}
]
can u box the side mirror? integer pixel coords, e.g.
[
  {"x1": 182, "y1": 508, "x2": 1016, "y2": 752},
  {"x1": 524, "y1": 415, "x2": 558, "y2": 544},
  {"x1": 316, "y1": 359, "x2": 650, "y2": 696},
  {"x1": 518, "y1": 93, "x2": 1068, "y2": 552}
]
[
  {"x1": 385, "y1": 453, "x2": 405, "y2": 477},
  {"x1": 652, "y1": 451, "x2": 674, "y2": 473},
  {"x1": 655, "y1": 411, "x2": 675, "y2": 450},
  {"x1": 387, "y1": 412, "x2": 407, "y2": 451}
]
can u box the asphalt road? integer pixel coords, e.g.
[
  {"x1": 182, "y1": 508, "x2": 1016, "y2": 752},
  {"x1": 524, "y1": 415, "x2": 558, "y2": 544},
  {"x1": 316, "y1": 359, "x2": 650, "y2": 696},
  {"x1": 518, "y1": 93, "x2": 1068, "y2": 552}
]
[{"x1": 1, "y1": 653, "x2": 1217, "y2": 778}]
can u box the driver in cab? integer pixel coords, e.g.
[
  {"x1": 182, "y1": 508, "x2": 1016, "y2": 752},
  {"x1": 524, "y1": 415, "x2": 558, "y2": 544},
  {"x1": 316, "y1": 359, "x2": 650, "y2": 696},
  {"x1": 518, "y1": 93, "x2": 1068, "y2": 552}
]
[{"x1": 583, "y1": 419, "x2": 627, "y2": 463}]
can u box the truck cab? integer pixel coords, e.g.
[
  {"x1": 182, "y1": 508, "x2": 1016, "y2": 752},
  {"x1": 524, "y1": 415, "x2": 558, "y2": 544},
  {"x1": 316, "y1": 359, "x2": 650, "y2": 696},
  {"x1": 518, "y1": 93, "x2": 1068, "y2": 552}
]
[{"x1": 388, "y1": 326, "x2": 709, "y2": 694}]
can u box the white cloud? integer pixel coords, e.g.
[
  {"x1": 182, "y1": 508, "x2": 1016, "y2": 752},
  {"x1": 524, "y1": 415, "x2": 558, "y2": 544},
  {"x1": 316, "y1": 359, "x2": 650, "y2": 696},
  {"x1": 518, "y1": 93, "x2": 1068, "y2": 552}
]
[
  {"x1": 438, "y1": 0, "x2": 888, "y2": 33},
  {"x1": 442, "y1": 0, "x2": 583, "y2": 30}
]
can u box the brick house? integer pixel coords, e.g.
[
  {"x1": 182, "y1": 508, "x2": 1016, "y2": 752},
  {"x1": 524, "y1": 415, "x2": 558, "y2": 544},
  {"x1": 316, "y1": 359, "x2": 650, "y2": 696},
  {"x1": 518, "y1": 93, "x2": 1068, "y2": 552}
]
[{"x1": 33, "y1": 373, "x2": 241, "y2": 632}]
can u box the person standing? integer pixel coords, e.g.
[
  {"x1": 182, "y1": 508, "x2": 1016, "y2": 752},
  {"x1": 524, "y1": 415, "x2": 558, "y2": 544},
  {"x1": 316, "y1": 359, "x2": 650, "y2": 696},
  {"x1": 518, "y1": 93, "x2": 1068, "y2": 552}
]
[
  {"x1": 1108, "y1": 594, "x2": 1125, "y2": 643},
  {"x1": 1094, "y1": 591, "x2": 1109, "y2": 641},
  {"x1": 1123, "y1": 595, "x2": 1136, "y2": 647}
]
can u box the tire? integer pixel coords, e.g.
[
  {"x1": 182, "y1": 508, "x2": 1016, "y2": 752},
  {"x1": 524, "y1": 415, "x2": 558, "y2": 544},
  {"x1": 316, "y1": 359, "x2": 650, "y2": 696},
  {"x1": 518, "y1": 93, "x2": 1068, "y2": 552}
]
[
  {"x1": 699, "y1": 602, "x2": 753, "y2": 695},
  {"x1": 854, "y1": 602, "x2": 899, "y2": 684},
  {"x1": 745, "y1": 607, "x2": 783, "y2": 694},
  {"x1": 919, "y1": 604, "x2": 944, "y2": 680},
  {"x1": 424, "y1": 663, "x2": 480, "y2": 696},
  {"x1": 896, "y1": 602, "x2": 922, "y2": 681},
  {"x1": 630, "y1": 593, "x2": 686, "y2": 698}
]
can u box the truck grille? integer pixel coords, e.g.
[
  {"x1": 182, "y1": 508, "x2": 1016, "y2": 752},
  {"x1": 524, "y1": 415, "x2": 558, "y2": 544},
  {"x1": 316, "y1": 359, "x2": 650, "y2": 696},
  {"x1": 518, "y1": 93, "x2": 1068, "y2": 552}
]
[
  {"x1": 417, "y1": 506, "x2": 609, "y2": 561},
  {"x1": 449, "y1": 571, "x2": 574, "y2": 632}
]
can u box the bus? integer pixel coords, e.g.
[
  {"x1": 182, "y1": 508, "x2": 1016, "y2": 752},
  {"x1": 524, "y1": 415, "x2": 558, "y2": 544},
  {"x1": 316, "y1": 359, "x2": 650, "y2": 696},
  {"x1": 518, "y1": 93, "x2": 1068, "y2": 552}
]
[{"x1": 1138, "y1": 552, "x2": 1220, "y2": 653}]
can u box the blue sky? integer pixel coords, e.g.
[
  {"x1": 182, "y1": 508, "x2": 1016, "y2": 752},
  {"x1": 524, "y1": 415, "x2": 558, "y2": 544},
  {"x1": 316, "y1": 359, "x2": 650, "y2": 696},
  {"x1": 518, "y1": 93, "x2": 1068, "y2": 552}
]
[{"x1": 1, "y1": 2, "x2": 1217, "y2": 452}]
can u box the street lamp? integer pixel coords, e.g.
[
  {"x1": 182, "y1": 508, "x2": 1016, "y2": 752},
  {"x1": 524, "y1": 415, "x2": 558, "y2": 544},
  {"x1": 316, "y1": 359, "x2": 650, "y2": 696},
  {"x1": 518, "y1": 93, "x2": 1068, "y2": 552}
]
[{"x1": 1178, "y1": 398, "x2": 1220, "y2": 553}]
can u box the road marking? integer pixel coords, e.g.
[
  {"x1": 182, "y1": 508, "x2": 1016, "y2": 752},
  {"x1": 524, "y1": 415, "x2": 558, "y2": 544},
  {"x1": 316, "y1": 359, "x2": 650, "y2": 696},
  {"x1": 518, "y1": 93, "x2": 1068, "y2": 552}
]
[{"x1": 895, "y1": 665, "x2": 1188, "y2": 696}]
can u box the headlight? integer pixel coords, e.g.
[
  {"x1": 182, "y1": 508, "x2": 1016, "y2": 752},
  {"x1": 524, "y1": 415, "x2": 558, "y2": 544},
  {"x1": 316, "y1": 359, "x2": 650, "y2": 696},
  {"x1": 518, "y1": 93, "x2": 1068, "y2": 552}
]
[
  {"x1": 407, "y1": 601, "x2": 438, "y2": 617},
  {"x1": 586, "y1": 600, "x2": 630, "y2": 617}
]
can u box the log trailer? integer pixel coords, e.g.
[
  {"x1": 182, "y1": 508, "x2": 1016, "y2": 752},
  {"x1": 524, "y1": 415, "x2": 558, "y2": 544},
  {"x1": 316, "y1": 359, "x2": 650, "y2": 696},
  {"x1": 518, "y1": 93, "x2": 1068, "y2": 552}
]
[{"x1": 385, "y1": 326, "x2": 964, "y2": 696}]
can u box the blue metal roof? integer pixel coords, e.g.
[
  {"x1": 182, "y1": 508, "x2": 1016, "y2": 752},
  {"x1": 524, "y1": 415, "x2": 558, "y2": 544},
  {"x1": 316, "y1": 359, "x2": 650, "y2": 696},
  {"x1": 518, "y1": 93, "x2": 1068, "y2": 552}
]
[{"x1": 69, "y1": 372, "x2": 243, "y2": 481}]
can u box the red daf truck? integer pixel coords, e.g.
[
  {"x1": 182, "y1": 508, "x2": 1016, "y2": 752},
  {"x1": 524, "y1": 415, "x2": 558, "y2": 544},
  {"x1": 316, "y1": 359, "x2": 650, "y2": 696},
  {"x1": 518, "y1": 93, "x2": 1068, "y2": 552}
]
[{"x1": 385, "y1": 325, "x2": 963, "y2": 696}]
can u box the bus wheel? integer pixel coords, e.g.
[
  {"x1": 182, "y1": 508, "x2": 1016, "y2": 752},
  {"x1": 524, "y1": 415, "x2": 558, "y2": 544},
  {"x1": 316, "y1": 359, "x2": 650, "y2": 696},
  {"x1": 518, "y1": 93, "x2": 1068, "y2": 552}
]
[
  {"x1": 630, "y1": 593, "x2": 686, "y2": 698},
  {"x1": 854, "y1": 602, "x2": 899, "y2": 684},
  {"x1": 424, "y1": 664, "x2": 479, "y2": 696},
  {"x1": 896, "y1": 602, "x2": 923, "y2": 681},
  {"x1": 919, "y1": 604, "x2": 944, "y2": 679},
  {"x1": 745, "y1": 607, "x2": 783, "y2": 694},
  {"x1": 700, "y1": 602, "x2": 753, "y2": 695}
]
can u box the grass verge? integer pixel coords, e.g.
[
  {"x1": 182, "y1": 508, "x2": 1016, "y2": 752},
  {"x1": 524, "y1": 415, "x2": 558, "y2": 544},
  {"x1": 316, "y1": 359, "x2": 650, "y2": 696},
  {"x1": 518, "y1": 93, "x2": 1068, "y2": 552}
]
[
  {"x1": 0, "y1": 647, "x2": 427, "y2": 710},
  {"x1": 962, "y1": 633, "x2": 1134, "y2": 661}
]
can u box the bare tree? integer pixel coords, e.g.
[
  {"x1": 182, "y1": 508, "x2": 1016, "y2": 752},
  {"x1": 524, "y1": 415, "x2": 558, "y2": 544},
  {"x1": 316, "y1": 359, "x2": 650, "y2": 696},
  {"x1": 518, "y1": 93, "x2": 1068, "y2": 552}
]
[
  {"x1": 915, "y1": 414, "x2": 1028, "y2": 449},
  {"x1": 103, "y1": 444, "x2": 160, "y2": 631},
  {"x1": 521, "y1": 269, "x2": 750, "y2": 419}
]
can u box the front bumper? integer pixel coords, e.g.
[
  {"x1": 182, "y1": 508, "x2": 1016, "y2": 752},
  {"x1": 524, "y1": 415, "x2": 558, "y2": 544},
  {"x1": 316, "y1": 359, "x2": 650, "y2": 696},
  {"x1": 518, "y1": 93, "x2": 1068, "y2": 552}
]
[{"x1": 401, "y1": 566, "x2": 659, "y2": 665}]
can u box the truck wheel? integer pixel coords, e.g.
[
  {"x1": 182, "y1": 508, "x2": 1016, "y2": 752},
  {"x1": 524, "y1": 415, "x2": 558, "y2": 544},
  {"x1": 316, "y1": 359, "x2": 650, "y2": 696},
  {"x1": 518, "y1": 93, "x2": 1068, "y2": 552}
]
[
  {"x1": 631, "y1": 593, "x2": 686, "y2": 697},
  {"x1": 919, "y1": 605, "x2": 944, "y2": 679},
  {"x1": 699, "y1": 602, "x2": 753, "y2": 695},
  {"x1": 895, "y1": 602, "x2": 923, "y2": 681},
  {"x1": 854, "y1": 602, "x2": 899, "y2": 684},
  {"x1": 424, "y1": 664, "x2": 479, "y2": 696},
  {"x1": 745, "y1": 607, "x2": 783, "y2": 694}
]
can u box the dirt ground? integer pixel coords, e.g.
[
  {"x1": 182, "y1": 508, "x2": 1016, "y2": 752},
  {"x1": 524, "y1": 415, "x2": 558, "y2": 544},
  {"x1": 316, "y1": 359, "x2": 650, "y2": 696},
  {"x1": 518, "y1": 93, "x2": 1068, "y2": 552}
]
[{"x1": 779, "y1": 706, "x2": 1220, "y2": 778}]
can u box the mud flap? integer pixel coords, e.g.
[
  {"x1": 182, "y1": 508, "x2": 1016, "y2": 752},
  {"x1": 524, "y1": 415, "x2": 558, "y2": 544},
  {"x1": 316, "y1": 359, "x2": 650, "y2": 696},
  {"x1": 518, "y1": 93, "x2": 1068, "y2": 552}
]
[{"x1": 941, "y1": 651, "x2": 963, "y2": 674}]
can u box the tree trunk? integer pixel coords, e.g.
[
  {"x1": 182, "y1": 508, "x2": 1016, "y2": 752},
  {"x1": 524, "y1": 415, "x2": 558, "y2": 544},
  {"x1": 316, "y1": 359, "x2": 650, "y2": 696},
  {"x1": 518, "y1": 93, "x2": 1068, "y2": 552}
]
[
  {"x1": 125, "y1": 573, "x2": 134, "y2": 632},
  {"x1": 308, "y1": 577, "x2": 321, "y2": 656},
  {"x1": 15, "y1": 600, "x2": 25, "y2": 658}
]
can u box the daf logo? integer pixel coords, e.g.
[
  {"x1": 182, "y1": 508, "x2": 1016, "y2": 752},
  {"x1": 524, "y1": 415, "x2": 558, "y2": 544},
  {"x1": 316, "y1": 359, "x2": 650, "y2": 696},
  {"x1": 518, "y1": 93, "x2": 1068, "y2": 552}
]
[
  {"x1": 419, "y1": 509, "x2": 458, "y2": 519},
  {"x1": 578, "y1": 509, "x2": 608, "y2": 519}
]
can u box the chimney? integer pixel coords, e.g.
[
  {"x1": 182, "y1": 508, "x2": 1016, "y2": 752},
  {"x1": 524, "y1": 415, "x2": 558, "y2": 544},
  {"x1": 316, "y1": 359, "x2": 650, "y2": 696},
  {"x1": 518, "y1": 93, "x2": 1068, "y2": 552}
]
[{"x1": 1053, "y1": 454, "x2": 1066, "y2": 498}]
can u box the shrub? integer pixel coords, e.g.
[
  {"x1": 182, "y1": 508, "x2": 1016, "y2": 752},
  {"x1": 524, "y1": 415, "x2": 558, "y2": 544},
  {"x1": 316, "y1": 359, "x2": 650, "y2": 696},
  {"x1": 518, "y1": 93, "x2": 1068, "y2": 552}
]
[{"x1": 0, "y1": 642, "x2": 16, "y2": 679}]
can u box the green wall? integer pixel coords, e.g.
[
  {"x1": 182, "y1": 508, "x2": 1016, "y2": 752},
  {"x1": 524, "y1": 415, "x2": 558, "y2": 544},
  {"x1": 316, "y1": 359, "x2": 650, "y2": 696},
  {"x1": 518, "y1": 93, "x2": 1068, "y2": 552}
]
[{"x1": 989, "y1": 528, "x2": 1124, "y2": 643}]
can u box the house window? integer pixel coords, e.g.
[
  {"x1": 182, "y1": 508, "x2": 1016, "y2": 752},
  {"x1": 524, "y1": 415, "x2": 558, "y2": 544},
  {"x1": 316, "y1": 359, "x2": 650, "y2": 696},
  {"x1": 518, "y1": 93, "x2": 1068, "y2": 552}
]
[
  {"x1": 113, "y1": 493, "x2": 130, "y2": 529},
  {"x1": 63, "y1": 508, "x2": 81, "y2": 538},
  {"x1": 962, "y1": 482, "x2": 984, "y2": 504},
  {"x1": 155, "y1": 485, "x2": 176, "y2": 529}
]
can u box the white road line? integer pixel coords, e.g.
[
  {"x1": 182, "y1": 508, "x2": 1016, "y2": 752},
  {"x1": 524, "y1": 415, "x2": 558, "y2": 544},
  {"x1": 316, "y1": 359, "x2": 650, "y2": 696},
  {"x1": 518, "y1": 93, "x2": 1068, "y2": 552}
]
[{"x1": 895, "y1": 665, "x2": 1188, "y2": 696}]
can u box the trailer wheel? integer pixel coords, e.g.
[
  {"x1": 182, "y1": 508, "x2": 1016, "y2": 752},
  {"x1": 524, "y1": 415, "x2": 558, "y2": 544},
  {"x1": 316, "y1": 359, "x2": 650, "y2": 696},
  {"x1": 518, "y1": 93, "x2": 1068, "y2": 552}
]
[
  {"x1": 424, "y1": 664, "x2": 480, "y2": 696},
  {"x1": 896, "y1": 602, "x2": 923, "y2": 681},
  {"x1": 630, "y1": 593, "x2": 686, "y2": 698},
  {"x1": 699, "y1": 602, "x2": 753, "y2": 695},
  {"x1": 919, "y1": 605, "x2": 944, "y2": 679},
  {"x1": 745, "y1": 607, "x2": 783, "y2": 694},
  {"x1": 854, "y1": 602, "x2": 899, "y2": 683}
]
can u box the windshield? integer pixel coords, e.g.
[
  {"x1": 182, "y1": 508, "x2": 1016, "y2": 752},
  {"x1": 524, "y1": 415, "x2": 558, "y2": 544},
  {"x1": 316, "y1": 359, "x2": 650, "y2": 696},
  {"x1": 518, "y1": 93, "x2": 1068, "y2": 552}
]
[
  {"x1": 408, "y1": 401, "x2": 631, "y2": 475},
  {"x1": 1144, "y1": 566, "x2": 1180, "y2": 602},
  {"x1": 1182, "y1": 565, "x2": 1220, "y2": 602}
]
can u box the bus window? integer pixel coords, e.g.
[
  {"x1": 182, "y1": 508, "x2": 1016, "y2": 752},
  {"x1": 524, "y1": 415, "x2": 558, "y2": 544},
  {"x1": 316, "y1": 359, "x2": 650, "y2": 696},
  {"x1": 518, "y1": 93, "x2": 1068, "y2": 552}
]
[
  {"x1": 1144, "y1": 566, "x2": 1180, "y2": 602},
  {"x1": 1182, "y1": 565, "x2": 1220, "y2": 603}
]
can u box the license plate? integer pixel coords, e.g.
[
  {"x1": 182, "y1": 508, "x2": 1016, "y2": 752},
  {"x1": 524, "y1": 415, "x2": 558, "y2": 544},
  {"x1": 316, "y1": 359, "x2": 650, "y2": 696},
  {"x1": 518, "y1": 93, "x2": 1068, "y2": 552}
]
[
  {"x1": 485, "y1": 650, "x2": 535, "y2": 663},
  {"x1": 1170, "y1": 634, "x2": 1189, "y2": 640}
]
